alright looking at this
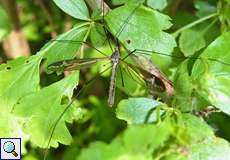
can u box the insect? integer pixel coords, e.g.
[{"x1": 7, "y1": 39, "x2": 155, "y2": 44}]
[
  {"x1": 48, "y1": 41, "x2": 123, "y2": 107},
  {"x1": 43, "y1": 1, "x2": 230, "y2": 158},
  {"x1": 46, "y1": 2, "x2": 175, "y2": 107},
  {"x1": 47, "y1": 40, "x2": 173, "y2": 107},
  {"x1": 43, "y1": 3, "x2": 177, "y2": 157}
]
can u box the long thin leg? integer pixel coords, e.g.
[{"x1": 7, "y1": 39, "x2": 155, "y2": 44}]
[
  {"x1": 115, "y1": 4, "x2": 141, "y2": 39},
  {"x1": 43, "y1": 65, "x2": 112, "y2": 160},
  {"x1": 123, "y1": 62, "x2": 146, "y2": 87},
  {"x1": 48, "y1": 39, "x2": 108, "y2": 57},
  {"x1": 101, "y1": 0, "x2": 114, "y2": 52},
  {"x1": 119, "y1": 65, "x2": 125, "y2": 87},
  {"x1": 101, "y1": 3, "x2": 140, "y2": 47},
  {"x1": 134, "y1": 49, "x2": 230, "y2": 67}
]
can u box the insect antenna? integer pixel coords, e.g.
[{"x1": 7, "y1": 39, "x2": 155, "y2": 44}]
[
  {"x1": 119, "y1": 65, "x2": 125, "y2": 87},
  {"x1": 47, "y1": 39, "x2": 108, "y2": 57},
  {"x1": 100, "y1": 0, "x2": 114, "y2": 52},
  {"x1": 134, "y1": 49, "x2": 230, "y2": 68},
  {"x1": 114, "y1": 3, "x2": 141, "y2": 39}
]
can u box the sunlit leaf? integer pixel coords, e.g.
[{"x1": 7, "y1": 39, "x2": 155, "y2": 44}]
[
  {"x1": 41, "y1": 22, "x2": 91, "y2": 71},
  {"x1": 116, "y1": 98, "x2": 163, "y2": 124},
  {"x1": 192, "y1": 31, "x2": 230, "y2": 115},
  {"x1": 0, "y1": 55, "x2": 41, "y2": 152},
  {"x1": 191, "y1": 138, "x2": 230, "y2": 160},
  {"x1": 194, "y1": 1, "x2": 217, "y2": 18},
  {"x1": 146, "y1": 0, "x2": 168, "y2": 11},
  {"x1": 178, "y1": 114, "x2": 214, "y2": 142},
  {"x1": 111, "y1": 0, "x2": 144, "y2": 5},
  {"x1": 179, "y1": 29, "x2": 206, "y2": 56},
  {"x1": 77, "y1": 120, "x2": 173, "y2": 160},
  {"x1": 23, "y1": 154, "x2": 39, "y2": 160},
  {"x1": 173, "y1": 60, "x2": 194, "y2": 112},
  {"x1": 89, "y1": 23, "x2": 107, "y2": 47},
  {"x1": 53, "y1": 0, "x2": 90, "y2": 20},
  {"x1": 123, "y1": 120, "x2": 172, "y2": 152},
  {"x1": 105, "y1": 4, "x2": 176, "y2": 56},
  {"x1": 13, "y1": 71, "x2": 79, "y2": 148}
]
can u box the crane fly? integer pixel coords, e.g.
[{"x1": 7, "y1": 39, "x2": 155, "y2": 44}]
[
  {"x1": 46, "y1": 2, "x2": 175, "y2": 107},
  {"x1": 48, "y1": 43, "x2": 121, "y2": 107},
  {"x1": 43, "y1": 1, "x2": 230, "y2": 158},
  {"x1": 43, "y1": 37, "x2": 174, "y2": 159},
  {"x1": 47, "y1": 40, "x2": 173, "y2": 107}
]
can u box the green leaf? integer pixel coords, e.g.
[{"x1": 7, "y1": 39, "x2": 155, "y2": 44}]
[
  {"x1": 0, "y1": 6, "x2": 12, "y2": 41},
  {"x1": 178, "y1": 114, "x2": 214, "y2": 142},
  {"x1": 192, "y1": 31, "x2": 230, "y2": 115},
  {"x1": 146, "y1": 0, "x2": 168, "y2": 11},
  {"x1": 77, "y1": 142, "x2": 121, "y2": 160},
  {"x1": 116, "y1": 61, "x2": 148, "y2": 97},
  {"x1": 41, "y1": 22, "x2": 91, "y2": 71},
  {"x1": 0, "y1": 55, "x2": 41, "y2": 152},
  {"x1": 89, "y1": 23, "x2": 107, "y2": 47},
  {"x1": 111, "y1": 0, "x2": 144, "y2": 5},
  {"x1": 123, "y1": 121, "x2": 173, "y2": 153},
  {"x1": 190, "y1": 138, "x2": 230, "y2": 160},
  {"x1": 105, "y1": 4, "x2": 176, "y2": 56},
  {"x1": 194, "y1": 1, "x2": 217, "y2": 18},
  {"x1": 116, "y1": 98, "x2": 163, "y2": 124},
  {"x1": 77, "y1": 120, "x2": 173, "y2": 160},
  {"x1": 87, "y1": 96, "x2": 125, "y2": 142},
  {"x1": 173, "y1": 60, "x2": 194, "y2": 112},
  {"x1": 23, "y1": 154, "x2": 39, "y2": 160},
  {"x1": 53, "y1": 0, "x2": 90, "y2": 20},
  {"x1": 165, "y1": 114, "x2": 230, "y2": 159},
  {"x1": 13, "y1": 71, "x2": 79, "y2": 148},
  {"x1": 179, "y1": 29, "x2": 206, "y2": 56},
  {"x1": 77, "y1": 112, "x2": 230, "y2": 160}
]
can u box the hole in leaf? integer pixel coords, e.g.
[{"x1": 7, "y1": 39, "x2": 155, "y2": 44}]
[
  {"x1": 61, "y1": 96, "x2": 69, "y2": 105},
  {"x1": 26, "y1": 60, "x2": 29, "y2": 63},
  {"x1": 6, "y1": 66, "x2": 11, "y2": 70},
  {"x1": 126, "y1": 39, "x2": 131, "y2": 44}
]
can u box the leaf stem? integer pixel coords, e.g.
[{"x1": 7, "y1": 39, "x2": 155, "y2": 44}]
[{"x1": 172, "y1": 13, "x2": 218, "y2": 37}]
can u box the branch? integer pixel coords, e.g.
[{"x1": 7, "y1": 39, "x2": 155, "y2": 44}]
[
  {"x1": 35, "y1": 0, "x2": 57, "y2": 37},
  {"x1": 85, "y1": 0, "x2": 109, "y2": 13},
  {"x1": 0, "y1": 0, "x2": 30, "y2": 58},
  {"x1": 0, "y1": 0, "x2": 20, "y2": 29}
]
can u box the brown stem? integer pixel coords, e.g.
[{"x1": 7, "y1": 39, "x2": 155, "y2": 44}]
[
  {"x1": 0, "y1": 0, "x2": 20, "y2": 29},
  {"x1": 0, "y1": 0, "x2": 30, "y2": 58},
  {"x1": 169, "y1": 0, "x2": 182, "y2": 16},
  {"x1": 35, "y1": 0, "x2": 57, "y2": 37},
  {"x1": 85, "y1": 0, "x2": 109, "y2": 13},
  {"x1": 64, "y1": 15, "x2": 72, "y2": 32}
]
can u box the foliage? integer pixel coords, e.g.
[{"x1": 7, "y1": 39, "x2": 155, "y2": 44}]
[
  {"x1": 0, "y1": 6, "x2": 11, "y2": 41},
  {"x1": 78, "y1": 106, "x2": 230, "y2": 160},
  {"x1": 0, "y1": 0, "x2": 230, "y2": 159}
]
